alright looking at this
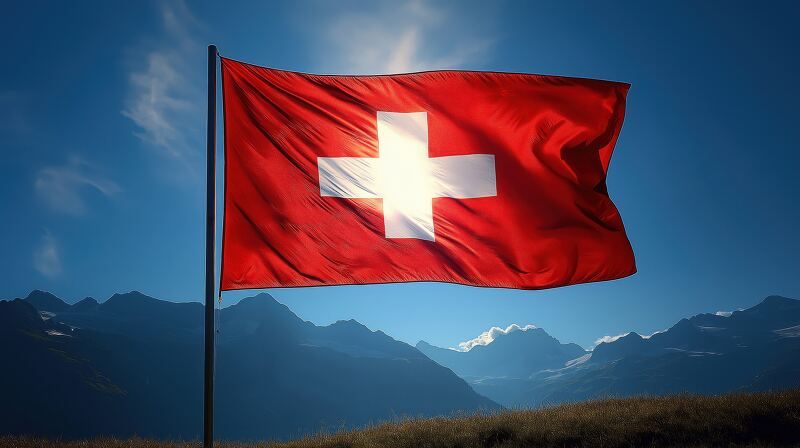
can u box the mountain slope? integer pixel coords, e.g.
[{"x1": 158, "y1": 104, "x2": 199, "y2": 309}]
[
  {"x1": 0, "y1": 299, "x2": 167, "y2": 438},
  {"x1": 462, "y1": 296, "x2": 800, "y2": 407},
  {"x1": 417, "y1": 326, "x2": 586, "y2": 379},
  {"x1": 1, "y1": 292, "x2": 496, "y2": 440},
  {"x1": 213, "y1": 296, "x2": 497, "y2": 440}
]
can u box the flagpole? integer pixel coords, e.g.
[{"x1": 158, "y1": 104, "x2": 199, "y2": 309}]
[{"x1": 204, "y1": 44, "x2": 218, "y2": 448}]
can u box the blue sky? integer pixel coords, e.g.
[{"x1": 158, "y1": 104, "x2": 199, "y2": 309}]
[{"x1": 1, "y1": 0, "x2": 798, "y2": 350}]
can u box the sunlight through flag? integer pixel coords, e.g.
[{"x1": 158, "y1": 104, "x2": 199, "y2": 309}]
[{"x1": 318, "y1": 111, "x2": 497, "y2": 240}]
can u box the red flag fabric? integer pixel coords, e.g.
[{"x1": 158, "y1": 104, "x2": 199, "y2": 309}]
[{"x1": 220, "y1": 57, "x2": 635, "y2": 291}]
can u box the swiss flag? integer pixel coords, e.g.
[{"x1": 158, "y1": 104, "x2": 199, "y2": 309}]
[{"x1": 220, "y1": 57, "x2": 635, "y2": 290}]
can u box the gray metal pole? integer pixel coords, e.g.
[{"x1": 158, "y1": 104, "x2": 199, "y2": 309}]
[{"x1": 204, "y1": 44, "x2": 218, "y2": 448}]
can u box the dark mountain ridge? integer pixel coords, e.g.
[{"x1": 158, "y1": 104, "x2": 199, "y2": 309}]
[
  {"x1": 22, "y1": 289, "x2": 72, "y2": 312},
  {"x1": 2, "y1": 290, "x2": 496, "y2": 440}
]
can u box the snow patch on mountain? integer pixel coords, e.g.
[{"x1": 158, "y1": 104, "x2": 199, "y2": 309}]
[
  {"x1": 593, "y1": 329, "x2": 666, "y2": 348},
  {"x1": 775, "y1": 325, "x2": 800, "y2": 337},
  {"x1": 594, "y1": 332, "x2": 630, "y2": 346},
  {"x1": 565, "y1": 353, "x2": 592, "y2": 367},
  {"x1": 455, "y1": 323, "x2": 537, "y2": 352}
]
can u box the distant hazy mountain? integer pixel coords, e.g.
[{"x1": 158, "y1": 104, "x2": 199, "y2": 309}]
[
  {"x1": 1, "y1": 291, "x2": 496, "y2": 440},
  {"x1": 417, "y1": 327, "x2": 585, "y2": 379},
  {"x1": 421, "y1": 295, "x2": 800, "y2": 407}
]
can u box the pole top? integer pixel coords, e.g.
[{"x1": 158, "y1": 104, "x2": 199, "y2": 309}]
[{"x1": 208, "y1": 44, "x2": 218, "y2": 55}]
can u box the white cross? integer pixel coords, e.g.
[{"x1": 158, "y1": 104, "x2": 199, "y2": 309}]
[{"x1": 318, "y1": 111, "x2": 496, "y2": 241}]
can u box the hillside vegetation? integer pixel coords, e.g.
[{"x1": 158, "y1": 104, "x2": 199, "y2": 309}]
[{"x1": 4, "y1": 390, "x2": 800, "y2": 448}]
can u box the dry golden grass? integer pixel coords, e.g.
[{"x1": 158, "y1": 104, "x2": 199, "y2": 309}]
[{"x1": 4, "y1": 390, "x2": 800, "y2": 448}]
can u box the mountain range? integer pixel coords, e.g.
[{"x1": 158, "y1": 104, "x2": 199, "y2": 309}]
[
  {"x1": 0, "y1": 291, "x2": 495, "y2": 440},
  {"x1": 3, "y1": 290, "x2": 799, "y2": 440},
  {"x1": 418, "y1": 295, "x2": 800, "y2": 407}
]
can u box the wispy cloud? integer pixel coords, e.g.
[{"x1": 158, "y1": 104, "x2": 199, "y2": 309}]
[
  {"x1": 33, "y1": 230, "x2": 62, "y2": 279},
  {"x1": 318, "y1": 0, "x2": 495, "y2": 74},
  {"x1": 455, "y1": 323, "x2": 537, "y2": 352},
  {"x1": 35, "y1": 156, "x2": 120, "y2": 216},
  {"x1": 122, "y1": 0, "x2": 202, "y2": 173}
]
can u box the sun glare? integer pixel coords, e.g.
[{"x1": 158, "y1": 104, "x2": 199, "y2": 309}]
[{"x1": 377, "y1": 112, "x2": 436, "y2": 240}]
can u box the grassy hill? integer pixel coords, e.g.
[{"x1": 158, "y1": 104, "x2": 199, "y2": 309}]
[{"x1": 4, "y1": 390, "x2": 800, "y2": 448}]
